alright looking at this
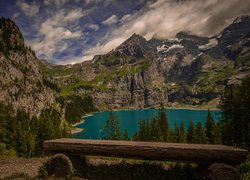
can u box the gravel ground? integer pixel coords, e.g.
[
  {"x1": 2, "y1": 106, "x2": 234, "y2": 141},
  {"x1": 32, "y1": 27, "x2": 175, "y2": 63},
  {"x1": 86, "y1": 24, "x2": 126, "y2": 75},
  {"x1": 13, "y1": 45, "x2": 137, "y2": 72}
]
[
  {"x1": 0, "y1": 157, "x2": 172, "y2": 179},
  {"x1": 0, "y1": 158, "x2": 45, "y2": 179}
]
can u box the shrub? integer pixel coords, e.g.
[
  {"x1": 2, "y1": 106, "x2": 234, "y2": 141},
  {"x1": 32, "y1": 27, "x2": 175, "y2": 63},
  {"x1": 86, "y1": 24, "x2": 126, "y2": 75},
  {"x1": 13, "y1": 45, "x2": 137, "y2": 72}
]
[
  {"x1": 38, "y1": 153, "x2": 73, "y2": 178},
  {"x1": 0, "y1": 143, "x2": 17, "y2": 158}
]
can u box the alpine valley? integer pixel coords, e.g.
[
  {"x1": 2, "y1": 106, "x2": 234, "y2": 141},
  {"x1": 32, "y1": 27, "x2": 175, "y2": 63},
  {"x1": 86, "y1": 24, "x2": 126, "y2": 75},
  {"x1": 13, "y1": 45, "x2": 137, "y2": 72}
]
[{"x1": 1, "y1": 15, "x2": 250, "y2": 115}]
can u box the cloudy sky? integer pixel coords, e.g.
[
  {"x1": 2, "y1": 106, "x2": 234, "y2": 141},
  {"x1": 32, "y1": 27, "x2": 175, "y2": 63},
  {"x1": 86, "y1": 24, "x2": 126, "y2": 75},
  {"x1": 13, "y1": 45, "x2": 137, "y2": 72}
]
[{"x1": 0, "y1": 0, "x2": 250, "y2": 64}]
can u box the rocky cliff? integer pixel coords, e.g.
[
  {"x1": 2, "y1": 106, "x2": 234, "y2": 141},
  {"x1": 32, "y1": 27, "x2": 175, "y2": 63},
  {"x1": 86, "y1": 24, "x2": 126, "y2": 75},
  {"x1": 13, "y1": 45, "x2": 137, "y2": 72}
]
[{"x1": 0, "y1": 17, "x2": 58, "y2": 116}]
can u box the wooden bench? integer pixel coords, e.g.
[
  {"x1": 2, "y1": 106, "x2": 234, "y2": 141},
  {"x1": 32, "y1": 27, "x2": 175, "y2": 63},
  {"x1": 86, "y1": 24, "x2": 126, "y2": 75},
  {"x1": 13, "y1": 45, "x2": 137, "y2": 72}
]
[{"x1": 43, "y1": 138, "x2": 248, "y2": 178}]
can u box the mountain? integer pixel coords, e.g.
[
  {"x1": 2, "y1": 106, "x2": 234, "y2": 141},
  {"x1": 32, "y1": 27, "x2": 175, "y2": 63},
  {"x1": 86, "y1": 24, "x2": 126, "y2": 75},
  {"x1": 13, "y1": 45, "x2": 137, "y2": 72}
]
[
  {"x1": 47, "y1": 15, "x2": 250, "y2": 110},
  {"x1": 1, "y1": 15, "x2": 250, "y2": 113},
  {"x1": 0, "y1": 17, "x2": 59, "y2": 115}
]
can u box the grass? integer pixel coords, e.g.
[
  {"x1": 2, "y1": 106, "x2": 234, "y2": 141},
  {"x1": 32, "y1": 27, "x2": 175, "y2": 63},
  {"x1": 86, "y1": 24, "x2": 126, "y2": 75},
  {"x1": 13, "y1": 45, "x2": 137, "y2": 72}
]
[
  {"x1": 190, "y1": 60, "x2": 235, "y2": 93},
  {"x1": 239, "y1": 155, "x2": 250, "y2": 180},
  {"x1": 60, "y1": 80, "x2": 93, "y2": 96},
  {"x1": 47, "y1": 65, "x2": 78, "y2": 77},
  {"x1": 38, "y1": 54, "x2": 151, "y2": 97},
  {"x1": 59, "y1": 58, "x2": 151, "y2": 96},
  {"x1": 236, "y1": 54, "x2": 250, "y2": 67}
]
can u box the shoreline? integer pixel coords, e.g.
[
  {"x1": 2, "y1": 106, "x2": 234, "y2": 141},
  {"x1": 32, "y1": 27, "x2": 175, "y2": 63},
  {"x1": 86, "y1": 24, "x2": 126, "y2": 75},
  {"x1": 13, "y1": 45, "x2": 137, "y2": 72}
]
[
  {"x1": 71, "y1": 128, "x2": 84, "y2": 134},
  {"x1": 71, "y1": 113, "x2": 94, "y2": 134},
  {"x1": 77, "y1": 107, "x2": 220, "y2": 118},
  {"x1": 72, "y1": 113, "x2": 93, "y2": 127},
  {"x1": 97, "y1": 107, "x2": 220, "y2": 113},
  {"x1": 167, "y1": 107, "x2": 220, "y2": 110},
  {"x1": 73, "y1": 120, "x2": 85, "y2": 127}
]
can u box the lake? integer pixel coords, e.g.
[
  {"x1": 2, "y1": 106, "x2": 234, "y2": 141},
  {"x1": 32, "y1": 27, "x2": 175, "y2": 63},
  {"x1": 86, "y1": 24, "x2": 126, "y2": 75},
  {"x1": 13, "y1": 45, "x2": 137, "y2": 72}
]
[{"x1": 74, "y1": 108, "x2": 222, "y2": 139}]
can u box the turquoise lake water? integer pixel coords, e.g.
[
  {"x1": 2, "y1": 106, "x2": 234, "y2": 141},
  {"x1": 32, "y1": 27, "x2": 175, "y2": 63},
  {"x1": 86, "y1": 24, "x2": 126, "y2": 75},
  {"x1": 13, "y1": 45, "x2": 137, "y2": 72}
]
[{"x1": 75, "y1": 109, "x2": 222, "y2": 139}]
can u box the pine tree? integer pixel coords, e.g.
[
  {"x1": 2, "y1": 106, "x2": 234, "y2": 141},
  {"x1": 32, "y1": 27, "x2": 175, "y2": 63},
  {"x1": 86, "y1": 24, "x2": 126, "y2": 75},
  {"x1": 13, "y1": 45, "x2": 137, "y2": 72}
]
[
  {"x1": 138, "y1": 119, "x2": 146, "y2": 141},
  {"x1": 194, "y1": 122, "x2": 207, "y2": 144},
  {"x1": 158, "y1": 107, "x2": 169, "y2": 142},
  {"x1": 144, "y1": 120, "x2": 151, "y2": 141},
  {"x1": 187, "y1": 120, "x2": 195, "y2": 143},
  {"x1": 220, "y1": 77, "x2": 250, "y2": 150},
  {"x1": 179, "y1": 122, "x2": 186, "y2": 143},
  {"x1": 136, "y1": 105, "x2": 170, "y2": 142},
  {"x1": 0, "y1": 101, "x2": 69, "y2": 157},
  {"x1": 214, "y1": 123, "x2": 222, "y2": 144},
  {"x1": 174, "y1": 123, "x2": 180, "y2": 143},
  {"x1": 205, "y1": 109, "x2": 216, "y2": 144},
  {"x1": 102, "y1": 111, "x2": 120, "y2": 140},
  {"x1": 133, "y1": 132, "x2": 139, "y2": 141},
  {"x1": 123, "y1": 129, "x2": 129, "y2": 141},
  {"x1": 150, "y1": 117, "x2": 159, "y2": 141},
  {"x1": 240, "y1": 78, "x2": 250, "y2": 150}
]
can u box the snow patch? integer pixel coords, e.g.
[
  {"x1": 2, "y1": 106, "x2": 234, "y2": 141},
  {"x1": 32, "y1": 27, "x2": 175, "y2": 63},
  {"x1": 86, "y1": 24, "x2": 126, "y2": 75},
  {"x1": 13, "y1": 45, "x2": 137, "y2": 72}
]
[
  {"x1": 167, "y1": 38, "x2": 182, "y2": 43},
  {"x1": 167, "y1": 44, "x2": 184, "y2": 51},
  {"x1": 192, "y1": 52, "x2": 204, "y2": 60},
  {"x1": 199, "y1": 38, "x2": 218, "y2": 50},
  {"x1": 157, "y1": 44, "x2": 168, "y2": 52},
  {"x1": 233, "y1": 17, "x2": 243, "y2": 24},
  {"x1": 157, "y1": 43, "x2": 184, "y2": 52}
]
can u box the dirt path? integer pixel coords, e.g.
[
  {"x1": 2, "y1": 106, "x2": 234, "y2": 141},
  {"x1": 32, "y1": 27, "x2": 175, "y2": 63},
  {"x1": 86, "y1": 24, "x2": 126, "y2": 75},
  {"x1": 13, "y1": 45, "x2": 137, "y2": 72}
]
[
  {"x1": 0, "y1": 158, "x2": 45, "y2": 179},
  {"x1": 0, "y1": 157, "x2": 174, "y2": 179}
]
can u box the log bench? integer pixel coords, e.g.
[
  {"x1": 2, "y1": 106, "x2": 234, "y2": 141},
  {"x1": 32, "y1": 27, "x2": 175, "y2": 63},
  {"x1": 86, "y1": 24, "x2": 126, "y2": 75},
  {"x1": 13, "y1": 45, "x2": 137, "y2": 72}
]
[{"x1": 43, "y1": 138, "x2": 248, "y2": 179}]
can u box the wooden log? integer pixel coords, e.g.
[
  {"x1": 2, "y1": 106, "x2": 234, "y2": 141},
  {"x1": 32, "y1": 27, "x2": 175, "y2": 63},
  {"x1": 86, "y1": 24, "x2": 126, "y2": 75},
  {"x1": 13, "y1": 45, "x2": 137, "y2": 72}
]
[{"x1": 43, "y1": 138, "x2": 248, "y2": 164}]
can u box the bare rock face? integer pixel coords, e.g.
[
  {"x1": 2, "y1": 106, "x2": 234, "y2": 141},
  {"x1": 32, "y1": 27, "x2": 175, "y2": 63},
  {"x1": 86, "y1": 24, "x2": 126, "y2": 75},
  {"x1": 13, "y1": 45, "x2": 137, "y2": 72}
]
[
  {"x1": 115, "y1": 33, "x2": 156, "y2": 58},
  {"x1": 94, "y1": 66, "x2": 168, "y2": 110},
  {"x1": 218, "y1": 15, "x2": 250, "y2": 50},
  {"x1": 0, "y1": 18, "x2": 58, "y2": 116}
]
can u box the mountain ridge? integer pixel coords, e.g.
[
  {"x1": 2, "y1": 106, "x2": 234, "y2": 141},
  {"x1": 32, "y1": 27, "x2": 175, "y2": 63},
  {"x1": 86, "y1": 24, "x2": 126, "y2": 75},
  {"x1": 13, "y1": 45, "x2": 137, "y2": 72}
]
[
  {"x1": 64, "y1": 15, "x2": 250, "y2": 109},
  {"x1": 0, "y1": 15, "x2": 250, "y2": 112}
]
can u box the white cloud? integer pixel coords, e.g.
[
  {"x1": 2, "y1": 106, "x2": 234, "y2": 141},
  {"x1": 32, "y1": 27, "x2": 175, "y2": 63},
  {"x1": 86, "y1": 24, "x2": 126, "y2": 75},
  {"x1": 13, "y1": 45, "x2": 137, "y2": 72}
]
[
  {"x1": 17, "y1": 0, "x2": 39, "y2": 17},
  {"x1": 86, "y1": 24, "x2": 99, "y2": 31},
  {"x1": 102, "y1": 15, "x2": 118, "y2": 25},
  {"x1": 44, "y1": 0, "x2": 52, "y2": 6},
  {"x1": 84, "y1": 0, "x2": 102, "y2": 5},
  {"x1": 24, "y1": 0, "x2": 250, "y2": 65},
  {"x1": 29, "y1": 8, "x2": 85, "y2": 61},
  {"x1": 12, "y1": 12, "x2": 20, "y2": 19},
  {"x1": 120, "y1": 14, "x2": 132, "y2": 23},
  {"x1": 63, "y1": 8, "x2": 86, "y2": 21},
  {"x1": 44, "y1": 0, "x2": 70, "y2": 8},
  {"x1": 58, "y1": 55, "x2": 94, "y2": 65},
  {"x1": 77, "y1": 0, "x2": 250, "y2": 63}
]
